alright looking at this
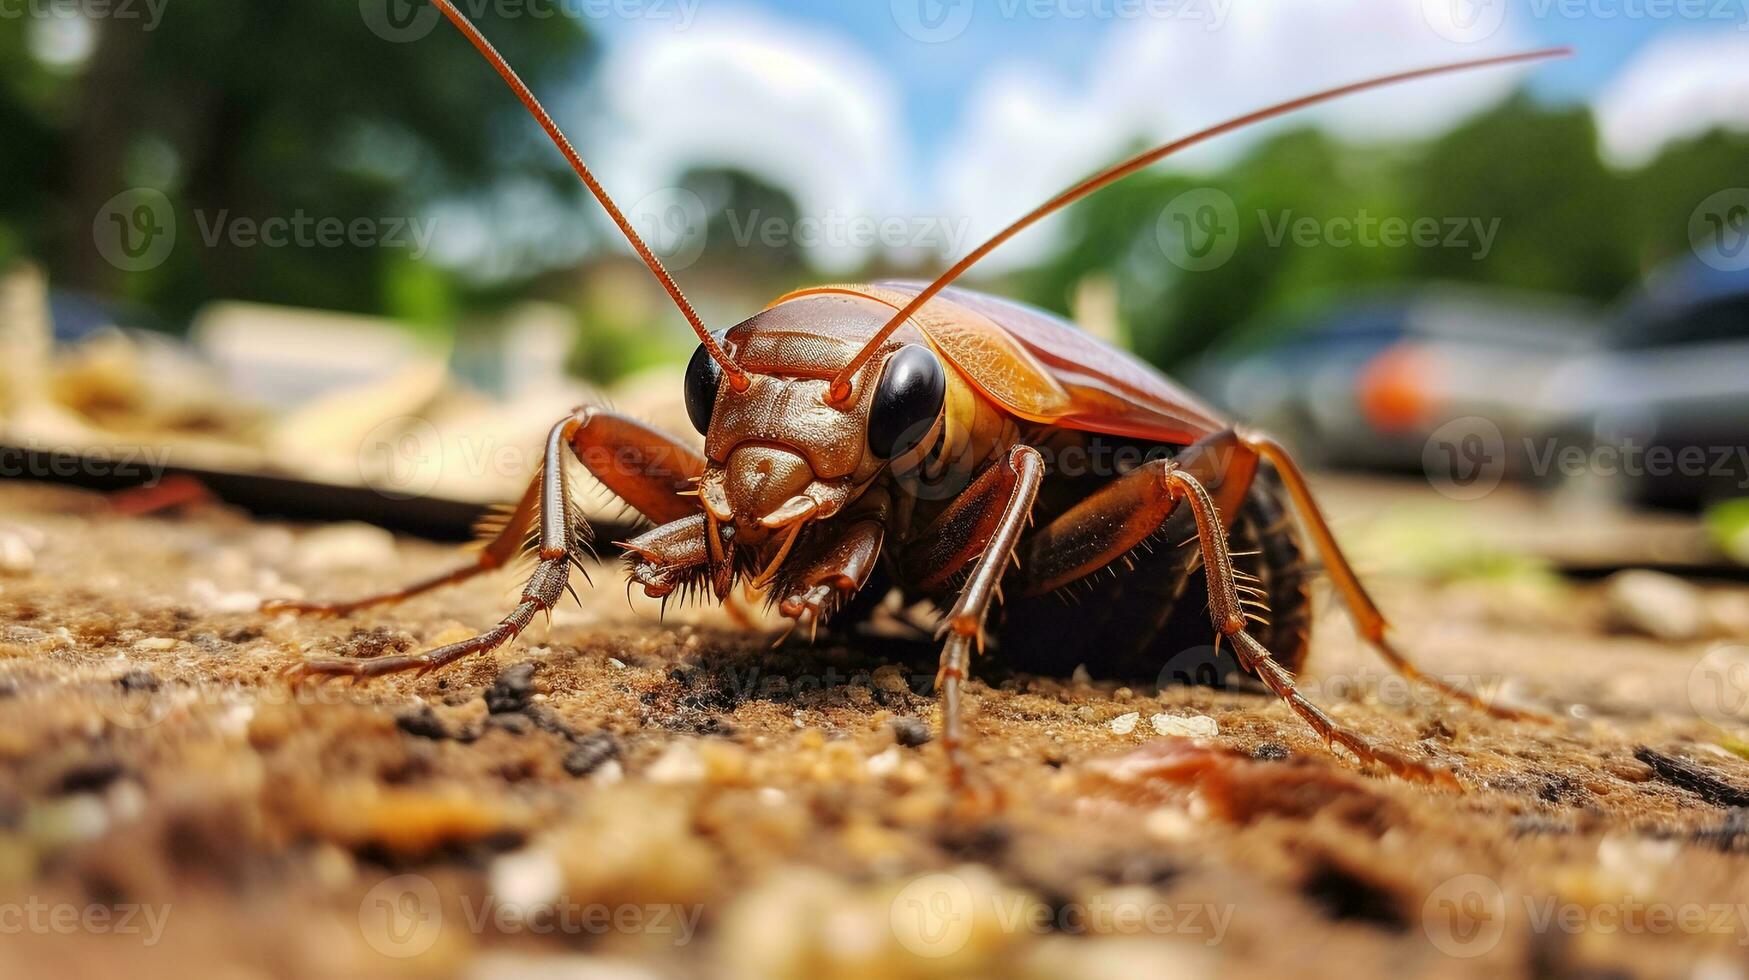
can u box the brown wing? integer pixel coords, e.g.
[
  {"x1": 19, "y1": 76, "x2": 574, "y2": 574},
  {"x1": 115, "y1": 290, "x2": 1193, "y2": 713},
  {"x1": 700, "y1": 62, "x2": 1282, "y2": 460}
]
[{"x1": 790, "y1": 281, "x2": 1228, "y2": 445}]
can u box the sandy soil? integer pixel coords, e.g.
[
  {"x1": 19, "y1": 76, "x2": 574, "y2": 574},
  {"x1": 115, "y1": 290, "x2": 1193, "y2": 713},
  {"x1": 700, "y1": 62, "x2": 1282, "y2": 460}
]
[{"x1": 0, "y1": 480, "x2": 1746, "y2": 980}]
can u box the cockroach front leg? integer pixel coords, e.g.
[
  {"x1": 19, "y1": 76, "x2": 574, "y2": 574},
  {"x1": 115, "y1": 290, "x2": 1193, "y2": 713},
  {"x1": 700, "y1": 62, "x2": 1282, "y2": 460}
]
[
  {"x1": 908, "y1": 446, "x2": 1045, "y2": 793},
  {"x1": 1017, "y1": 458, "x2": 1459, "y2": 787},
  {"x1": 279, "y1": 408, "x2": 705, "y2": 679},
  {"x1": 771, "y1": 498, "x2": 888, "y2": 638}
]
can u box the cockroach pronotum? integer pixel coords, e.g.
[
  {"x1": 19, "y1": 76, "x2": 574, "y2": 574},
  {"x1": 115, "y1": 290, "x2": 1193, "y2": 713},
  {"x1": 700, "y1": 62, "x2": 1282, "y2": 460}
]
[{"x1": 266, "y1": 0, "x2": 1567, "y2": 792}]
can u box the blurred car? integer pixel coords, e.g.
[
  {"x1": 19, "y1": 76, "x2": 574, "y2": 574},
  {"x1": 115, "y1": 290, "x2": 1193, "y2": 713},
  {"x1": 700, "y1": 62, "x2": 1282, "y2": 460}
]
[
  {"x1": 1541, "y1": 256, "x2": 1749, "y2": 511},
  {"x1": 1190, "y1": 284, "x2": 1599, "y2": 474}
]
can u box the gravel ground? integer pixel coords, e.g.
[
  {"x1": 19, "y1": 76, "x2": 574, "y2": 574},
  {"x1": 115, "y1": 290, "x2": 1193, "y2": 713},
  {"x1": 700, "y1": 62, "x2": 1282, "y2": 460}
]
[{"x1": 0, "y1": 480, "x2": 1746, "y2": 980}]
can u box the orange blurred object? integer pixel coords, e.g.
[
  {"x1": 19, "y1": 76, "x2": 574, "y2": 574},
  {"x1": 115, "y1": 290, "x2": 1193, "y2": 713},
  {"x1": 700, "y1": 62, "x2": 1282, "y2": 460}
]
[{"x1": 1357, "y1": 344, "x2": 1438, "y2": 434}]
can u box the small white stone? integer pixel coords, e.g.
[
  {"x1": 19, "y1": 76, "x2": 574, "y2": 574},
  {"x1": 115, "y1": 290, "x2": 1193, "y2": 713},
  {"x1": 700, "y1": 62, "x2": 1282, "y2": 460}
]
[
  {"x1": 866, "y1": 745, "x2": 901, "y2": 777},
  {"x1": 1109, "y1": 712, "x2": 1140, "y2": 735},
  {"x1": 489, "y1": 848, "x2": 564, "y2": 914},
  {"x1": 292, "y1": 523, "x2": 396, "y2": 573},
  {"x1": 607, "y1": 658, "x2": 626, "y2": 670},
  {"x1": 590, "y1": 760, "x2": 624, "y2": 785},
  {"x1": 1603, "y1": 569, "x2": 1705, "y2": 641},
  {"x1": 134, "y1": 637, "x2": 178, "y2": 652},
  {"x1": 1151, "y1": 713, "x2": 1219, "y2": 738},
  {"x1": 0, "y1": 529, "x2": 37, "y2": 573},
  {"x1": 646, "y1": 743, "x2": 706, "y2": 784}
]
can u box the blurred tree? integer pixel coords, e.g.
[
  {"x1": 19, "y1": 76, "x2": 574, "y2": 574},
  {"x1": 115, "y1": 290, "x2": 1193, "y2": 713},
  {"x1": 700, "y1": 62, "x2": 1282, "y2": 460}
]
[
  {"x1": 0, "y1": 1, "x2": 593, "y2": 328},
  {"x1": 1018, "y1": 90, "x2": 1749, "y2": 369}
]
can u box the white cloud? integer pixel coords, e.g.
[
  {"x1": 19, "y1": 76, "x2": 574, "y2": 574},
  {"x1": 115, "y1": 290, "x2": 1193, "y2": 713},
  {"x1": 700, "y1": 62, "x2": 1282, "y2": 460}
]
[
  {"x1": 934, "y1": 0, "x2": 1539, "y2": 272},
  {"x1": 1594, "y1": 32, "x2": 1749, "y2": 170},
  {"x1": 579, "y1": 11, "x2": 914, "y2": 274}
]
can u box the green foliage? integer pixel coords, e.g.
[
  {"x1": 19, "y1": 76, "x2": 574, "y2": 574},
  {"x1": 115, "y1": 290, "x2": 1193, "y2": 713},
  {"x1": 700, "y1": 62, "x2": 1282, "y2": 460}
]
[{"x1": 0, "y1": 3, "x2": 593, "y2": 327}]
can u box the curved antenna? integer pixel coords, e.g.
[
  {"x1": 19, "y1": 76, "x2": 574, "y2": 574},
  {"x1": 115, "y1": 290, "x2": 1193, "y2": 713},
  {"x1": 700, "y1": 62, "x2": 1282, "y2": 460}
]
[
  {"x1": 426, "y1": 0, "x2": 749, "y2": 390},
  {"x1": 827, "y1": 46, "x2": 1572, "y2": 404}
]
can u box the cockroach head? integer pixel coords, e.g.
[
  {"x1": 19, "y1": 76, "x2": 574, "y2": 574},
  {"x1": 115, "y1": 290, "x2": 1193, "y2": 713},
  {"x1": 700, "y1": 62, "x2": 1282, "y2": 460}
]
[{"x1": 679, "y1": 297, "x2": 947, "y2": 541}]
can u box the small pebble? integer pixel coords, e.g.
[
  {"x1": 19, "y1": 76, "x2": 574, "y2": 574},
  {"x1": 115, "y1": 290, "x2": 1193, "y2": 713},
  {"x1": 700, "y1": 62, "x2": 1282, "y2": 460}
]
[
  {"x1": 134, "y1": 637, "x2": 178, "y2": 652},
  {"x1": 1603, "y1": 570, "x2": 1705, "y2": 641},
  {"x1": 485, "y1": 662, "x2": 539, "y2": 714},
  {"x1": 647, "y1": 742, "x2": 706, "y2": 784},
  {"x1": 395, "y1": 705, "x2": 449, "y2": 740},
  {"x1": 1109, "y1": 712, "x2": 1140, "y2": 735},
  {"x1": 867, "y1": 746, "x2": 901, "y2": 777},
  {"x1": 889, "y1": 716, "x2": 931, "y2": 747},
  {"x1": 562, "y1": 733, "x2": 620, "y2": 777},
  {"x1": 116, "y1": 669, "x2": 159, "y2": 693},
  {"x1": 292, "y1": 523, "x2": 396, "y2": 573},
  {"x1": 1252, "y1": 742, "x2": 1291, "y2": 761},
  {"x1": 0, "y1": 529, "x2": 37, "y2": 574},
  {"x1": 488, "y1": 849, "x2": 564, "y2": 914},
  {"x1": 485, "y1": 713, "x2": 532, "y2": 736},
  {"x1": 1151, "y1": 713, "x2": 1218, "y2": 738}
]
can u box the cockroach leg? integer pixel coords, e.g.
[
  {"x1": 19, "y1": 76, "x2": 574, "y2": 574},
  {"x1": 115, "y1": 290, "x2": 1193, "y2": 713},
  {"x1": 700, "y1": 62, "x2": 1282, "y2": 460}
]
[
  {"x1": 286, "y1": 409, "x2": 706, "y2": 680},
  {"x1": 262, "y1": 475, "x2": 543, "y2": 618},
  {"x1": 1235, "y1": 427, "x2": 1545, "y2": 722},
  {"x1": 1011, "y1": 455, "x2": 1458, "y2": 786},
  {"x1": 928, "y1": 446, "x2": 1044, "y2": 794},
  {"x1": 567, "y1": 408, "x2": 705, "y2": 526},
  {"x1": 288, "y1": 415, "x2": 590, "y2": 680},
  {"x1": 773, "y1": 504, "x2": 888, "y2": 630},
  {"x1": 1162, "y1": 464, "x2": 1461, "y2": 788}
]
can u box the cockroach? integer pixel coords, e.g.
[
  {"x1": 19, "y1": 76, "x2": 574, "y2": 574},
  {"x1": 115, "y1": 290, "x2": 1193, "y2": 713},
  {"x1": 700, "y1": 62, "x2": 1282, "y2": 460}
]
[{"x1": 267, "y1": 0, "x2": 1565, "y2": 791}]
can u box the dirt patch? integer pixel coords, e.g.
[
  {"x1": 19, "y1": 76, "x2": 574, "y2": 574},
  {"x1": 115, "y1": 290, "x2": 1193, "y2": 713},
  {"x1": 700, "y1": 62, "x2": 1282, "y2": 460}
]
[{"x1": 0, "y1": 483, "x2": 1746, "y2": 979}]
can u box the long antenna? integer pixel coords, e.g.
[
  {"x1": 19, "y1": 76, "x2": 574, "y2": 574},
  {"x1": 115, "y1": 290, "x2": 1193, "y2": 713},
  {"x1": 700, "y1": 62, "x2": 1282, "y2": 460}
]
[
  {"x1": 425, "y1": 0, "x2": 749, "y2": 390},
  {"x1": 827, "y1": 46, "x2": 1572, "y2": 404}
]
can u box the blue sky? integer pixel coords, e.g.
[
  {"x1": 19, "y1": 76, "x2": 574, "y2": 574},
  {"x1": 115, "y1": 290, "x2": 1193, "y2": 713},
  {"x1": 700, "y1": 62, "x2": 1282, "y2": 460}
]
[
  {"x1": 500, "y1": 1, "x2": 1749, "y2": 276},
  {"x1": 597, "y1": 0, "x2": 1742, "y2": 165}
]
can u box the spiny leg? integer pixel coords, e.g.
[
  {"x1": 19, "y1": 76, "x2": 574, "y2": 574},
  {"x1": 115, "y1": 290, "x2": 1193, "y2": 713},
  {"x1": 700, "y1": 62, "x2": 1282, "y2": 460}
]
[
  {"x1": 288, "y1": 415, "x2": 591, "y2": 679},
  {"x1": 261, "y1": 473, "x2": 543, "y2": 617},
  {"x1": 1013, "y1": 455, "x2": 1457, "y2": 786},
  {"x1": 771, "y1": 495, "x2": 890, "y2": 639},
  {"x1": 1164, "y1": 463, "x2": 1459, "y2": 787},
  {"x1": 923, "y1": 446, "x2": 1045, "y2": 791},
  {"x1": 1235, "y1": 427, "x2": 1542, "y2": 721},
  {"x1": 288, "y1": 409, "x2": 706, "y2": 679}
]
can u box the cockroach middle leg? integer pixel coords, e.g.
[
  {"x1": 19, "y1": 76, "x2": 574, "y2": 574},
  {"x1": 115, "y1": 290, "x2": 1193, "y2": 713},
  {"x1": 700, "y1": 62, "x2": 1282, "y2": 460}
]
[
  {"x1": 1235, "y1": 428, "x2": 1544, "y2": 722},
  {"x1": 1165, "y1": 464, "x2": 1461, "y2": 788},
  {"x1": 280, "y1": 409, "x2": 706, "y2": 679}
]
